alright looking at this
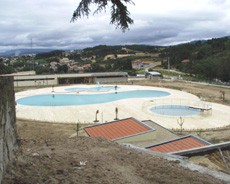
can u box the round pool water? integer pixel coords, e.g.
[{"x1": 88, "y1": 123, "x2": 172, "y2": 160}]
[
  {"x1": 16, "y1": 90, "x2": 170, "y2": 106},
  {"x1": 65, "y1": 85, "x2": 119, "y2": 92},
  {"x1": 150, "y1": 105, "x2": 200, "y2": 116}
]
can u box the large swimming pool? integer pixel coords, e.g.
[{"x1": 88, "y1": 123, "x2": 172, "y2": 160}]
[{"x1": 17, "y1": 90, "x2": 170, "y2": 106}]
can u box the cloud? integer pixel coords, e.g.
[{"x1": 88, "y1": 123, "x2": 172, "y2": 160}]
[{"x1": 0, "y1": 0, "x2": 230, "y2": 52}]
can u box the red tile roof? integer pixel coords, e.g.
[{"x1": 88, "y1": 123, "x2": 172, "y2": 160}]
[
  {"x1": 146, "y1": 135, "x2": 210, "y2": 153},
  {"x1": 84, "y1": 118, "x2": 152, "y2": 140}
]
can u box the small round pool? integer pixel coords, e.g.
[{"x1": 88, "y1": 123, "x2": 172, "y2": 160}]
[
  {"x1": 65, "y1": 86, "x2": 119, "y2": 92},
  {"x1": 17, "y1": 90, "x2": 170, "y2": 106},
  {"x1": 150, "y1": 105, "x2": 201, "y2": 117}
]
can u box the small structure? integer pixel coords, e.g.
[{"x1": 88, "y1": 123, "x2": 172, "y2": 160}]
[
  {"x1": 132, "y1": 60, "x2": 151, "y2": 69},
  {"x1": 11, "y1": 72, "x2": 128, "y2": 87},
  {"x1": 146, "y1": 135, "x2": 211, "y2": 153},
  {"x1": 145, "y1": 71, "x2": 162, "y2": 80},
  {"x1": 84, "y1": 117, "x2": 153, "y2": 140},
  {"x1": 181, "y1": 59, "x2": 190, "y2": 64},
  {"x1": 84, "y1": 118, "x2": 179, "y2": 147}
]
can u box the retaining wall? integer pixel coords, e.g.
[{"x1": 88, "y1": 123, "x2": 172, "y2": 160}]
[{"x1": 0, "y1": 76, "x2": 18, "y2": 184}]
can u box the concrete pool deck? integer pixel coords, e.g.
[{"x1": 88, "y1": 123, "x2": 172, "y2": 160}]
[{"x1": 15, "y1": 85, "x2": 230, "y2": 130}]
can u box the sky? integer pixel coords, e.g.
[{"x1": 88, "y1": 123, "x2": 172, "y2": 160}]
[{"x1": 1, "y1": 0, "x2": 230, "y2": 53}]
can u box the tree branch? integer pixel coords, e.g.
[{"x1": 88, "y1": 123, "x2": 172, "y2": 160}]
[{"x1": 71, "y1": 0, "x2": 134, "y2": 32}]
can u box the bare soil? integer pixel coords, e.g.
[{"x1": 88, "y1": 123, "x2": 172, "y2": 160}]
[
  {"x1": 3, "y1": 120, "x2": 228, "y2": 184},
  {"x1": 131, "y1": 80, "x2": 230, "y2": 105}
]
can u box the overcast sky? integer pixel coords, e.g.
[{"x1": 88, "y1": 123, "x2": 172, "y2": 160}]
[{"x1": 1, "y1": 0, "x2": 230, "y2": 53}]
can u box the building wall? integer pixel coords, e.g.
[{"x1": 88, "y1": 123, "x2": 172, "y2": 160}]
[
  {"x1": 94, "y1": 77, "x2": 128, "y2": 83},
  {"x1": 146, "y1": 75, "x2": 162, "y2": 80},
  {"x1": 12, "y1": 72, "x2": 128, "y2": 87},
  {"x1": 14, "y1": 75, "x2": 57, "y2": 87},
  {"x1": 0, "y1": 76, "x2": 18, "y2": 184}
]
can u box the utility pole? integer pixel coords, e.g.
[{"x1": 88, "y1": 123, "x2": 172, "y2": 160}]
[
  {"x1": 30, "y1": 38, "x2": 34, "y2": 71},
  {"x1": 167, "y1": 56, "x2": 170, "y2": 70}
]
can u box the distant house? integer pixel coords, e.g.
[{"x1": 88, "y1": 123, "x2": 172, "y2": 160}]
[
  {"x1": 50, "y1": 62, "x2": 58, "y2": 71},
  {"x1": 145, "y1": 71, "x2": 162, "y2": 80},
  {"x1": 59, "y1": 58, "x2": 70, "y2": 65},
  {"x1": 181, "y1": 59, "x2": 190, "y2": 64},
  {"x1": 132, "y1": 60, "x2": 142, "y2": 69},
  {"x1": 133, "y1": 60, "x2": 151, "y2": 69},
  {"x1": 68, "y1": 65, "x2": 79, "y2": 72},
  {"x1": 82, "y1": 64, "x2": 92, "y2": 70},
  {"x1": 142, "y1": 61, "x2": 151, "y2": 67}
]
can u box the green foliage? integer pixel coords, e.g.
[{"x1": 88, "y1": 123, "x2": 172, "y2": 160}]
[
  {"x1": 57, "y1": 64, "x2": 68, "y2": 73},
  {"x1": 35, "y1": 50, "x2": 64, "y2": 59},
  {"x1": 21, "y1": 65, "x2": 32, "y2": 71},
  {"x1": 35, "y1": 59, "x2": 50, "y2": 64},
  {"x1": 68, "y1": 52, "x2": 81, "y2": 60},
  {"x1": 87, "y1": 63, "x2": 105, "y2": 72},
  {"x1": 125, "y1": 45, "x2": 159, "y2": 53},
  {"x1": 12, "y1": 60, "x2": 26, "y2": 68},
  {"x1": 71, "y1": 0, "x2": 134, "y2": 31},
  {"x1": 127, "y1": 69, "x2": 137, "y2": 76},
  {"x1": 112, "y1": 57, "x2": 132, "y2": 70},
  {"x1": 35, "y1": 65, "x2": 51, "y2": 74},
  {"x1": 83, "y1": 45, "x2": 122, "y2": 58},
  {"x1": 0, "y1": 63, "x2": 14, "y2": 74},
  {"x1": 192, "y1": 51, "x2": 230, "y2": 81},
  {"x1": 82, "y1": 44, "x2": 159, "y2": 58},
  {"x1": 165, "y1": 37, "x2": 230, "y2": 82}
]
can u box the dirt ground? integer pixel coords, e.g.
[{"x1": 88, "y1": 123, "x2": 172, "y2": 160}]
[
  {"x1": 3, "y1": 120, "x2": 228, "y2": 184},
  {"x1": 3, "y1": 80, "x2": 230, "y2": 183},
  {"x1": 132, "y1": 80, "x2": 230, "y2": 106}
]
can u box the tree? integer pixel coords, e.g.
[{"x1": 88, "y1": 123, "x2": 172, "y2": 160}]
[
  {"x1": 35, "y1": 65, "x2": 51, "y2": 74},
  {"x1": 71, "y1": 0, "x2": 134, "y2": 31},
  {"x1": 57, "y1": 64, "x2": 68, "y2": 73},
  {"x1": 0, "y1": 63, "x2": 14, "y2": 74},
  {"x1": 177, "y1": 116, "x2": 184, "y2": 135}
]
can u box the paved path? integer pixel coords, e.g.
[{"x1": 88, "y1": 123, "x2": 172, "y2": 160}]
[{"x1": 15, "y1": 85, "x2": 230, "y2": 130}]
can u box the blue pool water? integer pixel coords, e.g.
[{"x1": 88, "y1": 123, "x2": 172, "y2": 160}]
[
  {"x1": 65, "y1": 86, "x2": 119, "y2": 92},
  {"x1": 17, "y1": 90, "x2": 170, "y2": 106},
  {"x1": 150, "y1": 105, "x2": 200, "y2": 116}
]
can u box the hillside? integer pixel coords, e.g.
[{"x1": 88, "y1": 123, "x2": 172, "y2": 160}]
[
  {"x1": 164, "y1": 37, "x2": 230, "y2": 82},
  {"x1": 3, "y1": 120, "x2": 227, "y2": 184},
  {"x1": 1, "y1": 37, "x2": 230, "y2": 82}
]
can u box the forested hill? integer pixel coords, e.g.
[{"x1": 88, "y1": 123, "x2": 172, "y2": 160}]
[
  {"x1": 1, "y1": 37, "x2": 229, "y2": 82},
  {"x1": 163, "y1": 37, "x2": 230, "y2": 82},
  {"x1": 82, "y1": 45, "x2": 161, "y2": 57},
  {"x1": 81, "y1": 40, "x2": 230, "y2": 82}
]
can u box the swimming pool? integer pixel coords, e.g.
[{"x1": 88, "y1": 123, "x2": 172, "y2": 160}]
[
  {"x1": 65, "y1": 85, "x2": 119, "y2": 92},
  {"x1": 150, "y1": 105, "x2": 201, "y2": 117},
  {"x1": 17, "y1": 90, "x2": 170, "y2": 106}
]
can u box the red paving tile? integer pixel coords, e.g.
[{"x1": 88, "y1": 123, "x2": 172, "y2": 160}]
[
  {"x1": 147, "y1": 136, "x2": 209, "y2": 153},
  {"x1": 85, "y1": 118, "x2": 152, "y2": 140}
]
